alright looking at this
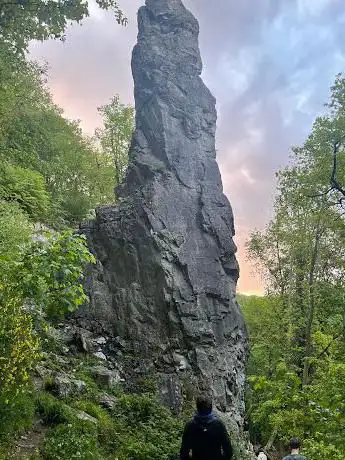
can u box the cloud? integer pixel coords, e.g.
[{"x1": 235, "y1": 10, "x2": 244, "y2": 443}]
[
  {"x1": 29, "y1": 0, "x2": 345, "y2": 293},
  {"x1": 30, "y1": 1, "x2": 143, "y2": 132}
]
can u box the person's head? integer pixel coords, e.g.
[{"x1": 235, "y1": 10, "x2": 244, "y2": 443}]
[
  {"x1": 289, "y1": 437, "x2": 301, "y2": 452},
  {"x1": 196, "y1": 394, "x2": 212, "y2": 415}
]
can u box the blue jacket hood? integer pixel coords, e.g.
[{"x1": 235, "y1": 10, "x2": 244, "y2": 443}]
[{"x1": 193, "y1": 411, "x2": 218, "y2": 426}]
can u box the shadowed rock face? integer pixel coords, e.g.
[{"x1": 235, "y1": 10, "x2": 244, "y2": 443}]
[{"x1": 80, "y1": 0, "x2": 248, "y2": 424}]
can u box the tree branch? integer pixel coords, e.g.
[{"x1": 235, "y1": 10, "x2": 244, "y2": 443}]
[
  {"x1": 330, "y1": 141, "x2": 345, "y2": 197},
  {"x1": 308, "y1": 141, "x2": 345, "y2": 206},
  {"x1": 315, "y1": 334, "x2": 341, "y2": 360}
]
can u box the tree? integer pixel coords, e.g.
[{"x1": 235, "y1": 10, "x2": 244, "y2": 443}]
[
  {"x1": 294, "y1": 73, "x2": 345, "y2": 207},
  {"x1": 0, "y1": 0, "x2": 127, "y2": 53},
  {"x1": 0, "y1": 200, "x2": 33, "y2": 261},
  {"x1": 95, "y1": 95, "x2": 134, "y2": 194},
  {"x1": 245, "y1": 74, "x2": 345, "y2": 457},
  {"x1": 0, "y1": 47, "x2": 123, "y2": 224},
  {"x1": 0, "y1": 163, "x2": 50, "y2": 221}
]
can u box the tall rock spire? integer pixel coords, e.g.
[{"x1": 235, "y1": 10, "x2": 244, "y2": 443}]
[{"x1": 80, "y1": 0, "x2": 248, "y2": 426}]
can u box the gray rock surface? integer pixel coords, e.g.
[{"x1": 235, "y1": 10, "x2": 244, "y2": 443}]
[
  {"x1": 99, "y1": 394, "x2": 117, "y2": 411},
  {"x1": 79, "y1": 0, "x2": 248, "y2": 425},
  {"x1": 90, "y1": 366, "x2": 121, "y2": 388},
  {"x1": 73, "y1": 409, "x2": 98, "y2": 425},
  {"x1": 51, "y1": 373, "x2": 87, "y2": 399}
]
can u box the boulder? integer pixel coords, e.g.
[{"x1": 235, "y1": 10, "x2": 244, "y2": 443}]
[
  {"x1": 99, "y1": 394, "x2": 117, "y2": 411},
  {"x1": 50, "y1": 373, "x2": 87, "y2": 399},
  {"x1": 90, "y1": 366, "x2": 121, "y2": 388},
  {"x1": 73, "y1": 409, "x2": 98, "y2": 425}
]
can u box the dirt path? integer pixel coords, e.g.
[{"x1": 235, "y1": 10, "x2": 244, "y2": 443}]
[{"x1": 7, "y1": 420, "x2": 48, "y2": 459}]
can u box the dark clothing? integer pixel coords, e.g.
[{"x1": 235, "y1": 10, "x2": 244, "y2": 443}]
[
  {"x1": 283, "y1": 456, "x2": 306, "y2": 460},
  {"x1": 180, "y1": 412, "x2": 233, "y2": 460}
]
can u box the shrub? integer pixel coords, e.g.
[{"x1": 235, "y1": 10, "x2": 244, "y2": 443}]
[
  {"x1": 110, "y1": 394, "x2": 183, "y2": 460},
  {"x1": 303, "y1": 439, "x2": 344, "y2": 460},
  {"x1": 0, "y1": 389, "x2": 35, "y2": 441},
  {"x1": 73, "y1": 400, "x2": 112, "y2": 425},
  {"x1": 20, "y1": 230, "x2": 95, "y2": 319},
  {"x1": 114, "y1": 393, "x2": 157, "y2": 423},
  {"x1": 0, "y1": 200, "x2": 40, "y2": 425},
  {"x1": 0, "y1": 163, "x2": 50, "y2": 221},
  {"x1": 41, "y1": 424, "x2": 102, "y2": 460},
  {"x1": 0, "y1": 200, "x2": 33, "y2": 262},
  {"x1": 33, "y1": 392, "x2": 185, "y2": 460},
  {"x1": 0, "y1": 291, "x2": 40, "y2": 400},
  {"x1": 36, "y1": 393, "x2": 70, "y2": 426}
]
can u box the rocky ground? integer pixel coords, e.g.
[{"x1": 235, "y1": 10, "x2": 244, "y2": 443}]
[
  {"x1": 1, "y1": 320, "x2": 255, "y2": 459},
  {"x1": 1, "y1": 321, "x2": 180, "y2": 459}
]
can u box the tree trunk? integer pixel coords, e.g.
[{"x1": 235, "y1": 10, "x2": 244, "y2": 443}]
[{"x1": 265, "y1": 426, "x2": 278, "y2": 451}]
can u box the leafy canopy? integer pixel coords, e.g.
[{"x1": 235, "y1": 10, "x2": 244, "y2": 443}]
[
  {"x1": 244, "y1": 73, "x2": 345, "y2": 458},
  {"x1": 0, "y1": 0, "x2": 127, "y2": 53}
]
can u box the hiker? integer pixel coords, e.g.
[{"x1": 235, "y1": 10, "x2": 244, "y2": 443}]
[
  {"x1": 254, "y1": 445, "x2": 268, "y2": 460},
  {"x1": 283, "y1": 437, "x2": 306, "y2": 460},
  {"x1": 180, "y1": 394, "x2": 233, "y2": 460}
]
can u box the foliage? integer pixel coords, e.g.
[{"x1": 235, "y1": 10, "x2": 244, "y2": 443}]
[
  {"x1": 244, "y1": 73, "x2": 345, "y2": 457},
  {"x1": 0, "y1": 200, "x2": 33, "y2": 262},
  {"x1": 18, "y1": 230, "x2": 95, "y2": 318},
  {"x1": 294, "y1": 72, "x2": 345, "y2": 205},
  {"x1": 0, "y1": 45, "x2": 132, "y2": 224},
  {"x1": 110, "y1": 394, "x2": 183, "y2": 460},
  {"x1": 36, "y1": 392, "x2": 71, "y2": 426},
  {"x1": 0, "y1": 201, "x2": 38, "y2": 405},
  {"x1": 0, "y1": 227, "x2": 94, "y2": 413},
  {"x1": 95, "y1": 94, "x2": 135, "y2": 195},
  {"x1": 0, "y1": 163, "x2": 50, "y2": 221},
  {"x1": 0, "y1": 0, "x2": 126, "y2": 53},
  {"x1": 0, "y1": 290, "x2": 40, "y2": 400},
  {"x1": 41, "y1": 424, "x2": 101, "y2": 460},
  {"x1": 0, "y1": 0, "x2": 131, "y2": 226},
  {"x1": 33, "y1": 389, "x2": 184, "y2": 460},
  {"x1": 0, "y1": 389, "x2": 36, "y2": 442},
  {"x1": 303, "y1": 439, "x2": 343, "y2": 460}
]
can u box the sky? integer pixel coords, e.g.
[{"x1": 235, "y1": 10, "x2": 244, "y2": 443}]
[{"x1": 30, "y1": 0, "x2": 345, "y2": 294}]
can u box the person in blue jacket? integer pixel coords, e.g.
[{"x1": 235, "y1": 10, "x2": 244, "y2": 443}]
[{"x1": 180, "y1": 394, "x2": 233, "y2": 460}]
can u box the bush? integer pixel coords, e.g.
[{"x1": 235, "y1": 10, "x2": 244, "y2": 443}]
[
  {"x1": 0, "y1": 200, "x2": 39, "y2": 416},
  {"x1": 0, "y1": 389, "x2": 35, "y2": 441},
  {"x1": 33, "y1": 392, "x2": 184, "y2": 460},
  {"x1": 114, "y1": 393, "x2": 157, "y2": 423},
  {"x1": 0, "y1": 163, "x2": 50, "y2": 221},
  {"x1": 0, "y1": 291, "x2": 40, "y2": 399},
  {"x1": 20, "y1": 230, "x2": 95, "y2": 318},
  {"x1": 303, "y1": 439, "x2": 344, "y2": 460},
  {"x1": 73, "y1": 400, "x2": 112, "y2": 425},
  {"x1": 0, "y1": 200, "x2": 32, "y2": 262},
  {"x1": 36, "y1": 393, "x2": 70, "y2": 426},
  {"x1": 41, "y1": 424, "x2": 102, "y2": 460},
  {"x1": 110, "y1": 394, "x2": 183, "y2": 460}
]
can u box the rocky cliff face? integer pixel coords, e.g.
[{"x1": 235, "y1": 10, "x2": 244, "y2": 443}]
[{"x1": 80, "y1": 0, "x2": 248, "y2": 426}]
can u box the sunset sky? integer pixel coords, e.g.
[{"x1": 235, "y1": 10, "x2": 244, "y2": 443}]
[{"x1": 30, "y1": 0, "x2": 345, "y2": 294}]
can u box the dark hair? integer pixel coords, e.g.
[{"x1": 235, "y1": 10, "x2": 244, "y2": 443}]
[
  {"x1": 196, "y1": 394, "x2": 212, "y2": 414},
  {"x1": 289, "y1": 437, "x2": 301, "y2": 449}
]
